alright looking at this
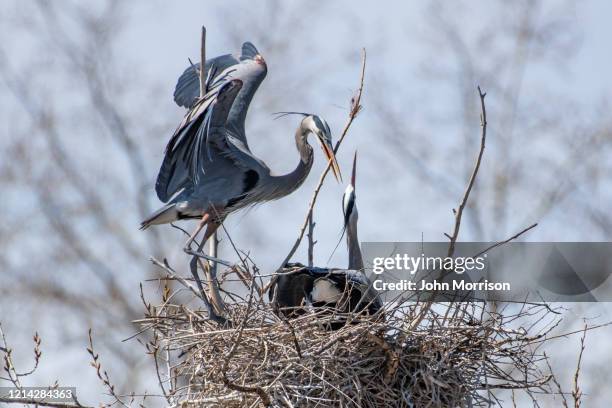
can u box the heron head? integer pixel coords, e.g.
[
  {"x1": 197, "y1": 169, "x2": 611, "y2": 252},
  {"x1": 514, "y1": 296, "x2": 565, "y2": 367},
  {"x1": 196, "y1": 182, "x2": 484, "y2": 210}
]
[
  {"x1": 304, "y1": 115, "x2": 342, "y2": 182},
  {"x1": 241, "y1": 42, "x2": 267, "y2": 68},
  {"x1": 243, "y1": 54, "x2": 267, "y2": 78},
  {"x1": 254, "y1": 54, "x2": 266, "y2": 66}
]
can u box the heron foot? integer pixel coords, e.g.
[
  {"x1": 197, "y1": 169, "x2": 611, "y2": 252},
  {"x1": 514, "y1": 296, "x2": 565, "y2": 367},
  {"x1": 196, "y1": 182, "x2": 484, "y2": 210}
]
[{"x1": 189, "y1": 254, "x2": 230, "y2": 325}]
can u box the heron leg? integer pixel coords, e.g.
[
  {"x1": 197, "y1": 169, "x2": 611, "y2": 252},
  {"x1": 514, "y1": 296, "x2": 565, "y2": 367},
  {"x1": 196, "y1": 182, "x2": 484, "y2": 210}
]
[
  {"x1": 196, "y1": 220, "x2": 228, "y2": 316},
  {"x1": 182, "y1": 206, "x2": 229, "y2": 323},
  {"x1": 189, "y1": 237, "x2": 228, "y2": 324},
  {"x1": 184, "y1": 213, "x2": 210, "y2": 251},
  {"x1": 189, "y1": 251, "x2": 212, "y2": 309}
]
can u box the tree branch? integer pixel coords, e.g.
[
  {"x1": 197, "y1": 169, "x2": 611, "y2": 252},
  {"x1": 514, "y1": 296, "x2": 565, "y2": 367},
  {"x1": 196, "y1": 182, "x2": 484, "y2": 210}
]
[
  {"x1": 307, "y1": 212, "x2": 316, "y2": 267},
  {"x1": 411, "y1": 86, "x2": 488, "y2": 329},
  {"x1": 447, "y1": 86, "x2": 488, "y2": 258},
  {"x1": 473, "y1": 222, "x2": 538, "y2": 258}
]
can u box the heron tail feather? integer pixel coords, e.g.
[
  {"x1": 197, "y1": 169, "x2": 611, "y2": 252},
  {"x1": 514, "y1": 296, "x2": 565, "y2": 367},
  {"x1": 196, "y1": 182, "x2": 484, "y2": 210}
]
[{"x1": 140, "y1": 203, "x2": 179, "y2": 230}]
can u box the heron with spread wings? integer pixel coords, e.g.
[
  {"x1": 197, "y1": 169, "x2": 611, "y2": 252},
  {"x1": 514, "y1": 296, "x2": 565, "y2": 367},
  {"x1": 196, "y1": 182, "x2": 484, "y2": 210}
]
[{"x1": 141, "y1": 42, "x2": 342, "y2": 252}]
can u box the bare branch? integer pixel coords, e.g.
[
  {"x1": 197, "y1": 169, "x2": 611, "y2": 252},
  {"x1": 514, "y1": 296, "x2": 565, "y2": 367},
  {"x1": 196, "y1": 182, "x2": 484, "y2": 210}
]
[
  {"x1": 307, "y1": 213, "x2": 315, "y2": 267},
  {"x1": 572, "y1": 325, "x2": 587, "y2": 408},
  {"x1": 473, "y1": 222, "x2": 538, "y2": 258},
  {"x1": 86, "y1": 329, "x2": 131, "y2": 408},
  {"x1": 199, "y1": 26, "x2": 207, "y2": 97},
  {"x1": 276, "y1": 48, "x2": 366, "y2": 273},
  {"x1": 447, "y1": 86, "x2": 488, "y2": 258},
  {"x1": 411, "y1": 86, "x2": 488, "y2": 329}
]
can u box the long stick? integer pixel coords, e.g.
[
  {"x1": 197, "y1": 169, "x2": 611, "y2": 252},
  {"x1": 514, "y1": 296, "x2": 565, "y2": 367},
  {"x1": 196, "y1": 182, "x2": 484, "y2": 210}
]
[
  {"x1": 446, "y1": 86, "x2": 488, "y2": 258},
  {"x1": 264, "y1": 50, "x2": 366, "y2": 301},
  {"x1": 195, "y1": 26, "x2": 224, "y2": 317},
  {"x1": 411, "y1": 86, "x2": 488, "y2": 330},
  {"x1": 307, "y1": 211, "x2": 315, "y2": 267},
  {"x1": 197, "y1": 26, "x2": 219, "y2": 280},
  {"x1": 277, "y1": 49, "x2": 366, "y2": 272},
  {"x1": 199, "y1": 26, "x2": 206, "y2": 97}
]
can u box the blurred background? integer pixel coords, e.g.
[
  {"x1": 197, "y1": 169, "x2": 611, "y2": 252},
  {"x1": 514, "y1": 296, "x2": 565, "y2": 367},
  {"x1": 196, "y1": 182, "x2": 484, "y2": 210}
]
[{"x1": 1, "y1": 0, "x2": 611, "y2": 405}]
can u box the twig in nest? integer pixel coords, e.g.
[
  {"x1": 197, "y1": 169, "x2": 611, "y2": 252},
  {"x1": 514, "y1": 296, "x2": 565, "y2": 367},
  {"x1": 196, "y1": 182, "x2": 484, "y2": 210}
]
[
  {"x1": 220, "y1": 268, "x2": 271, "y2": 405},
  {"x1": 139, "y1": 299, "x2": 566, "y2": 407}
]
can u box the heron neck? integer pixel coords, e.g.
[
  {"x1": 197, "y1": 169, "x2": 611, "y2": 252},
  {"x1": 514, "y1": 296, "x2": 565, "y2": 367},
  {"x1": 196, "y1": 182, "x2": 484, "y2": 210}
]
[
  {"x1": 268, "y1": 125, "x2": 314, "y2": 198},
  {"x1": 228, "y1": 77, "x2": 265, "y2": 139},
  {"x1": 295, "y1": 124, "x2": 313, "y2": 163},
  {"x1": 347, "y1": 214, "x2": 364, "y2": 271}
]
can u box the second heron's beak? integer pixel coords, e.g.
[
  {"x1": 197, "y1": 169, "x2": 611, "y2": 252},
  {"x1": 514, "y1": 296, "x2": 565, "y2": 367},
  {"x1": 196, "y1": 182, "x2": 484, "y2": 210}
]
[
  {"x1": 320, "y1": 138, "x2": 342, "y2": 182},
  {"x1": 350, "y1": 151, "x2": 357, "y2": 189}
]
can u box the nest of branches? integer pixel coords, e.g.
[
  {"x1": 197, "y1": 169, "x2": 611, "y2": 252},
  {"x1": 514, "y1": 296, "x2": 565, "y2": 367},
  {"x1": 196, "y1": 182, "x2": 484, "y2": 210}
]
[{"x1": 140, "y1": 261, "x2": 560, "y2": 408}]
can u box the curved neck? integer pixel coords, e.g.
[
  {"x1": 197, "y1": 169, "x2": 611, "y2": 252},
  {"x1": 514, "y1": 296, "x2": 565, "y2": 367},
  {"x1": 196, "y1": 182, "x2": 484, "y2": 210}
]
[
  {"x1": 347, "y1": 213, "x2": 364, "y2": 271},
  {"x1": 227, "y1": 71, "x2": 266, "y2": 139},
  {"x1": 267, "y1": 124, "x2": 314, "y2": 198}
]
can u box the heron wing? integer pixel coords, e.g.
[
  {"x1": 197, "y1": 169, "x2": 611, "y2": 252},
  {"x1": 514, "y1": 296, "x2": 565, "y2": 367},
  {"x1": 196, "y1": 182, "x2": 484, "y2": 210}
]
[
  {"x1": 156, "y1": 79, "x2": 242, "y2": 202},
  {"x1": 172, "y1": 42, "x2": 266, "y2": 148},
  {"x1": 219, "y1": 132, "x2": 269, "y2": 172},
  {"x1": 174, "y1": 54, "x2": 239, "y2": 109}
]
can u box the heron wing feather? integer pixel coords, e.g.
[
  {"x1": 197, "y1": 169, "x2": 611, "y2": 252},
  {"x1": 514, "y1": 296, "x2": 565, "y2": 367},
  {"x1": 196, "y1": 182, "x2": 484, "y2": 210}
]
[
  {"x1": 173, "y1": 54, "x2": 239, "y2": 109},
  {"x1": 172, "y1": 42, "x2": 266, "y2": 148},
  {"x1": 155, "y1": 79, "x2": 241, "y2": 202}
]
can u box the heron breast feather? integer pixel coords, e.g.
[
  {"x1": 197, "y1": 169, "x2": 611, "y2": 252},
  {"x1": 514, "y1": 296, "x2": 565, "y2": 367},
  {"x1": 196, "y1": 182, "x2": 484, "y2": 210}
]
[{"x1": 311, "y1": 279, "x2": 342, "y2": 303}]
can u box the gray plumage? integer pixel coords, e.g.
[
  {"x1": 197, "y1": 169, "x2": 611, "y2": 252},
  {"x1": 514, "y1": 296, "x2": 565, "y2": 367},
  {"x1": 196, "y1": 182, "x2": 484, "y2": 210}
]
[{"x1": 141, "y1": 42, "x2": 340, "y2": 233}]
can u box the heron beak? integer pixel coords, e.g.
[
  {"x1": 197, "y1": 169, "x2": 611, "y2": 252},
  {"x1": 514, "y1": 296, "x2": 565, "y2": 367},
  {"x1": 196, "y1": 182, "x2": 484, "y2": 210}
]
[
  {"x1": 321, "y1": 140, "x2": 342, "y2": 182},
  {"x1": 351, "y1": 151, "x2": 357, "y2": 189}
]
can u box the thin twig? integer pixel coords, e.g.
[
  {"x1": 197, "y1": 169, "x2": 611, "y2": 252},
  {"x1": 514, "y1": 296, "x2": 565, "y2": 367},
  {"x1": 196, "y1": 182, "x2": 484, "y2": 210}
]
[
  {"x1": 572, "y1": 325, "x2": 587, "y2": 408},
  {"x1": 448, "y1": 86, "x2": 488, "y2": 258},
  {"x1": 411, "y1": 86, "x2": 488, "y2": 329},
  {"x1": 149, "y1": 258, "x2": 206, "y2": 302},
  {"x1": 196, "y1": 26, "x2": 223, "y2": 314},
  {"x1": 307, "y1": 212, "x2": 316, "y2": 267},
  {"x1": 543, "y1": 352, "x2": 569, "y2": 408},
  {"x1": 0, "y1": 323, "x2": 21, "y2": 388},
  {"x1": 473, "y1": 222, "x2": 538, "y2": 258},
  {"x1": 184, "y1": 249, "x2": 233, "y2": 267},
  {"x1": 199, "y1": 26, "x2": 206, "y2": 97},
  {"x1": 86, "y1": 329, "x2": 130, "y2": 408},
  {"x1": 276, "y1": 48, "x2": 366, "y2": 274},
  {"x1": 220, "y1": 267, "x2": 271, "y2": 405}
]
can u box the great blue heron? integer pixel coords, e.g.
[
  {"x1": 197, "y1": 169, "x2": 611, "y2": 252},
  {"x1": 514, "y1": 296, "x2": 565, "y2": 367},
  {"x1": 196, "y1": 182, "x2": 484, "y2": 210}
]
[
  {"x1": 140, "y1": 42, "x2": 342, "y2": 251},
  {"x1": 270, "y1": 153, "x2": 382, "y2": 326}
]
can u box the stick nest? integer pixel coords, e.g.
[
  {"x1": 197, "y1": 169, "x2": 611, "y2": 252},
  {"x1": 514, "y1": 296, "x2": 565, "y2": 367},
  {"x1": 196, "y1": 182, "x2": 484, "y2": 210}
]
[{"x1": 141, "y1": 265, "x2": 560, "y2": 408}]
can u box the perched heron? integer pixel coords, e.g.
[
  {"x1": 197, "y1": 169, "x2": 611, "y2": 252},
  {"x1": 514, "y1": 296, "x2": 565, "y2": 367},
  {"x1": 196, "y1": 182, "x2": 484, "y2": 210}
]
[
  {"x1": 271, "y1": 153, "x2": 382, "y2": 326},
  {"x1": 140, "y1": 42, "x2": 342, "y2": 251}
]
